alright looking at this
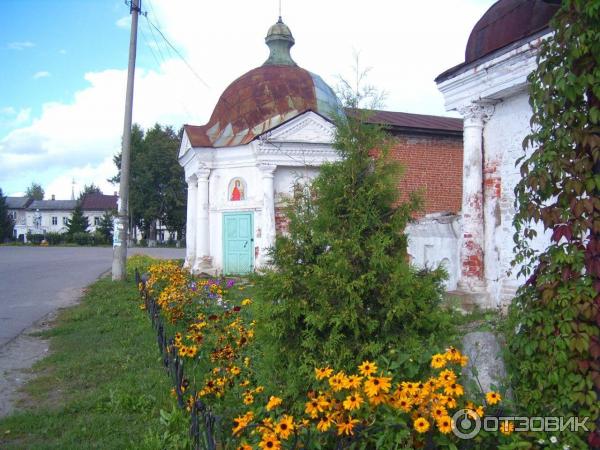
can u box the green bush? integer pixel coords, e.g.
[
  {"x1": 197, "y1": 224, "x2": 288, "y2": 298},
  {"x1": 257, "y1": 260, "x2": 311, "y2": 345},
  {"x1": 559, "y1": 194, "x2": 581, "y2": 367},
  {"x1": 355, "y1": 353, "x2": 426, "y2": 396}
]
[
  {"x1": 72, "y1": 231, "x2": 90, "y2": 246},
  {"x1": 45, "y1": 231, "x2": 65, "y2": 245},
  {"x1": 26, "y1": 232, "x2": 44, "y2": 244},
  {"x1": 252, "y1": 108, "x2": 451, "y2": 402}
]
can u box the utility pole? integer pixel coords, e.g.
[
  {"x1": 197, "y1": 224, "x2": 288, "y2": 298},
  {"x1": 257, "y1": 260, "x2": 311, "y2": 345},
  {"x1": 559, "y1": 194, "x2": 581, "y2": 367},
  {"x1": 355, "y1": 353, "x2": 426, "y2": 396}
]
[{"x1": 112, "y1": 0, "x2": 140, "y2": 281}]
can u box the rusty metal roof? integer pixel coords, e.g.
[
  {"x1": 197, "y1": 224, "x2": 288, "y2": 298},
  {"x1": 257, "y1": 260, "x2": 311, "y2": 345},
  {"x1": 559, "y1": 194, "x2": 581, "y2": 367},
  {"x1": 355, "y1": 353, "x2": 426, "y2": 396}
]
[
  {"x1": 436, "y1": 0, "x2": 559, "y2": 83},
  {"x1": 465, "y1": 0, "x2": 559, "y2": 63},
  {"x1": 80, "y1": 193, "x2": 117, "y2": 211},
  {"x1": 184, "y1": 18, "x2": 341, "y2": 148},
  {"x1": 353, "y1": 109, "x2": 463, "y2": 134}
]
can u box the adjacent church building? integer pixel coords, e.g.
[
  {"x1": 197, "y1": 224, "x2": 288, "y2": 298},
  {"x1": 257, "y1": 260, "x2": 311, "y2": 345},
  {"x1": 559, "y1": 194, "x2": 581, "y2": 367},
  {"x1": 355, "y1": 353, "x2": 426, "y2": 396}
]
[{"x1": 179, "y1": 0, "x2": 559, "y2": 309}]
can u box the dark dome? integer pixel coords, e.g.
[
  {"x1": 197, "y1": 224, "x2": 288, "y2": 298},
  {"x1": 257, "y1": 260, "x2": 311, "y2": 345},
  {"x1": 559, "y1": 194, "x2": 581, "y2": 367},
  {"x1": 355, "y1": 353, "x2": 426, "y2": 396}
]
[
  {"x1": 465, "y1": 0, "x2": 559, "y2": 63},
  {"x1": 185, "y1": 18, "x2": 340, "y2": 148}
]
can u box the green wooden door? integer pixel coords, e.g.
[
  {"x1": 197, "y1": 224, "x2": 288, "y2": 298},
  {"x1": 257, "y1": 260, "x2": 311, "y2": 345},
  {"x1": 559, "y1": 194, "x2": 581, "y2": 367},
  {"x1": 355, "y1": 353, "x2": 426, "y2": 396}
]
[{"x1": 223, "y1": 212, "x2": 253, "y2": 275}]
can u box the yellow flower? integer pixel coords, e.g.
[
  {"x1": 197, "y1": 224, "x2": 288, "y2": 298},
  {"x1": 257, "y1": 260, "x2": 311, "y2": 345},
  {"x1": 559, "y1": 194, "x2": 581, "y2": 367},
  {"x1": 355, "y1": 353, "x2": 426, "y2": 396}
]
[
  {"x1": 460, "y1": 355, "x2": 469, "y2": 367},
  {"x1": 232, "y1": 411, "x2": 254, "y2": 435},
  {"x1": 500, "y1": 420, "x2": 514, "y2": 435},
  {"x1": 444, "y1": 383, "x2": 464, "y2": 397},
  {"x1": 342, "y1": 392, "x2": 364, "y2": 411},
  {"x1": 431, "y1": 406, "x2": 447, "y2": 420},
  {"x1": 368, "y1": 393, "x2": 388, "y2": 406},
  {"x1": 230, "y1": 366, "x2": 241, "y2": 376},
  {"x1": 413, "y1": 417, "x2": 430, "y2": 433},
  {"x1": 431, "y1": 354, "x2": 447, "y2": 369},
  {"x1": 315, "y1": 367, "x2": 333, "y2": 380},
  {"x1": 437, "y1": 416, "x2": 453, "y2": 434},
  {"x1": 364, "y1": 376, "x2": 392, "y2": 397},
  {"x1": 258, "y1": 433, "x2": 281, "y2": 450},
  {"x1": 485, "y1": 391, "x2": 501, "y2": 405},
  {"x1": 237, "y1": 444, "x2": 252, "y2": 450},
  {"x1": 358, "y1": 360, "x2": 377, "y2": 377},
  {"x1": 305, "y1": 398, "x2": 326, "y2": 418},
  {"x1": 336, "y1": 416, "x2": 359, "y2": 436},
  {"x1": 439, "y1": 369, "x2": 457, "y2": 385},
  {"x1": 317, "y1": 415, "x2": 334, "y2": 432},
  {"x1": 266, "y1": 396, "x2": 283, "y2": 411},
  {"x1": 242, "y1": 298, "x2": 252, "y2": 305},
  {"x1": 344, "y1": 375, "x2": 363, "y2": 389},
  {"x1": 243, "y1": 394, "x2": 254, "y2": 405},
  {"x1": 274, "y1": 415, "x2": 294, "y2": 440},
  {"x1": 328, "y1": 372, "x2": 347, "y2": 392}
]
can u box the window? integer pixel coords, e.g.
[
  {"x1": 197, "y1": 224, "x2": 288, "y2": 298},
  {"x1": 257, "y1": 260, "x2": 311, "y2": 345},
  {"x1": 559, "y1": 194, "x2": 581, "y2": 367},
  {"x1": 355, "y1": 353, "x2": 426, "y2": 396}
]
[
  {"x1": 52, "y1": 216, "x2": 58, "y2": 225},
  {"x1": 94, "y1": 217, "x2": 101, "y2": 226},
  {"x1": 63, "y1": 217, "x2": 68, "y2": 225}
]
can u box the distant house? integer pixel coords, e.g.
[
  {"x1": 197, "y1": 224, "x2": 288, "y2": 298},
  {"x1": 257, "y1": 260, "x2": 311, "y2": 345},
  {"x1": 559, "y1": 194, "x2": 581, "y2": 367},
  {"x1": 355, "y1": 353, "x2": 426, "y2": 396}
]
[
  {"x1": 6, "y1": 196, "x2": 33, "y2": 240},
  {"x1": 80, "y1": 193, "x2": 118, "y2": 232},
  {"x1": 26, "y1": 198, "x2": 78, "y2": 237}
]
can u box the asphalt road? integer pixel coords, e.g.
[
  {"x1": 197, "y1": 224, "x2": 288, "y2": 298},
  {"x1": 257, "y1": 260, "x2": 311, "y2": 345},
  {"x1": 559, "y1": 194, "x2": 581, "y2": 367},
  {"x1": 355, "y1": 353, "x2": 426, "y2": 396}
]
[{"x1": 0, "y1": 246, "x2": 185, "y2": 348}]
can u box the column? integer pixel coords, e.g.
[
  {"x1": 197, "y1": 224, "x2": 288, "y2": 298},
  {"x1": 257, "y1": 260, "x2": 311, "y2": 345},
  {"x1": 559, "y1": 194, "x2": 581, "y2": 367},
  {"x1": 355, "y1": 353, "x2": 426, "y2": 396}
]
[
  {"x1": 193, "y1": 168, "x2": 211, "y2": 272},
  {"x1": 259, "y1": 164, "x2": 276, "y2": 266},
  {"x1": 183, "y1": 174, "x2": 197, "y2": 269},
  {"x1": 457, "y1": 102, "x2": 494, "y2": 292}
]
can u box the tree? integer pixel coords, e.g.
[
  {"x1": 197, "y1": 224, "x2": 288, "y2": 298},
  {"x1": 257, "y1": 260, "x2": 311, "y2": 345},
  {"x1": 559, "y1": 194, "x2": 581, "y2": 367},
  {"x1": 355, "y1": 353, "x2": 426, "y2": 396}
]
[
  {"x1": 112, "y1": 123, "x2": 186, "y2": 244},
  {"x1": 25, "y1": 182, "x2": 44, "y2": 200},
  {"x1": 66, "y1": 204, "x2": 89, "y2": 236},
  {"x1": 78, "y1": 183, "x2": 102, "y2": 201},
  {"x1": 97, "y1": 210, "x2": 115, "y2": 243},
  {"x1": 0, "y1": 188, "x2": 14, "y2": 241},
  {"x1": 507, "y1": 1, "x2": 600, "y2": 447},
  {"x1": 253, "y1": 78, "x2": 449, "y2": 401}
]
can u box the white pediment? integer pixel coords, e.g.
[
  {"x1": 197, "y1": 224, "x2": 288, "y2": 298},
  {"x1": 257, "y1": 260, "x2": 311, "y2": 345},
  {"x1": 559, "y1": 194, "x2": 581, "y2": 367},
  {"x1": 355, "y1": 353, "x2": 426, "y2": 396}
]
[
  {"x1": 178, "y1": 130, "x2": 192, "y2": 159},
  {"x1": 261, "y1": 111, "x2": 335, "y2": 144}
]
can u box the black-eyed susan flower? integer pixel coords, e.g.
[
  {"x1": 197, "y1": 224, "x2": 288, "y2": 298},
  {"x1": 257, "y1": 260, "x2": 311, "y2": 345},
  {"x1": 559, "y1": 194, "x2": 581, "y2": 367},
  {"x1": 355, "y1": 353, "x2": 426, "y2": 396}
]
[
  {"x1": 413, "y1": 417, "x2": 430, "y2": 433},
  {"x1": 485, "y1": 391, "x2": 501, "y2": 405},
  {"x1": 358, "y1": 360, "x2": 377, "y2": 377},
  {"x1": 315, "y1": 367, "x2": 333, "y2": 380},
  {"x1": 336, "y1": 416, "x2": 359, "y2": 436},
  {"x1": 274, "y1": 415, "x2": 294, "y2": 440},
  {"x1": 317, "y1": 415, "x2": 334, "y2": 432},
  {"x1": 344, "y1": 374, "x2": 363, "y2": 389},
  {"x1": 258, "y1": 433, "x2": 281, "y2": 450},
  {"x1": 364, "y1": 376, "x2": 392, "y2": 397},
  {"x1": 437, "y1": 416, "x2": 453, "y2": 434},
  {"x1": 266, "y1": 395, "x2": 283, "y2": 411},
  {"x1": 431, "y1": 354, "x2": 446, "y2": 369},
  {"x1": 444, "y1": 383, "x2": 464, "y2": 397},
  {"x1": 342, "y1": 392, "x2": 364, "y2": 411}
]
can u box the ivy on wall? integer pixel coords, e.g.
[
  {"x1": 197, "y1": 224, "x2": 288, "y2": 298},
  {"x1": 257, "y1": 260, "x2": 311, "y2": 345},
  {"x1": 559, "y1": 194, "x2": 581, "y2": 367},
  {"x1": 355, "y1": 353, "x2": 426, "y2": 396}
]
[{"x1": 508, "y1": 0, "x2": 600, "y2": 447}]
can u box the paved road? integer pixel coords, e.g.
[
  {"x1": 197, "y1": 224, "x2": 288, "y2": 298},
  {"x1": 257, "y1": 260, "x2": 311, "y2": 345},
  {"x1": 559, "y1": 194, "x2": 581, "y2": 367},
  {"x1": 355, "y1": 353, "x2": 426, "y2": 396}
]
[{"x1": 0, "y1": 246, "x2": 184, "y2": 348}]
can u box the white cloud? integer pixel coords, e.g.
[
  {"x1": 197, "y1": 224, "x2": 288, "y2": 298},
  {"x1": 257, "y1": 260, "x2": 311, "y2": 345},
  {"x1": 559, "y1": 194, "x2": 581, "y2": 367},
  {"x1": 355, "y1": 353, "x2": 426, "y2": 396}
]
[
  {"x1": 33, "y1": 71, "x2": 51, "y2": 79},
  {"x1": 0, "y1": 60, "x2": 206, "y2": 198},
  {"x1": 116, "y1": 16, "x2": 130, "y2": 29},
  {"x1": 1, "y1": 0, "x2": 495, "y2": 198},
  {"x1": 0, "y1": 106, "x2": 31, "y2": 128},
  {"x1": 7, "y1": 41, "x2": 35, "y2": 50}
]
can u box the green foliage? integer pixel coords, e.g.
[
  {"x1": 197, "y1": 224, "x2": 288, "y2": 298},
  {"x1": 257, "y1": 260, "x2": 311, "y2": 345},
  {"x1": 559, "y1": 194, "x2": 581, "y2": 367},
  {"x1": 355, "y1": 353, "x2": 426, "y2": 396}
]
[
  {"x1": 253, "y1": 94, "x2": 449, "y2": 402},
  {"x1": 25, "y1": 182, "x2": 44, "y2": 200},
  {"x1": 97, "y1": 210, "x2": 115, "y2": 243},
  {"x1": 66, "y1": 204, "x2": 89, "y2": 236},
  {"x1": 26, "y1": 232, "x2": 44, "y2": 244},
  {"x1": 77, "y1": 183, "x2": 102, "y2": 201},
  {"x1": 112, "y1": 123, "x2": 186, "y2": 241},
  {"x1": 44, "y1": 231, "x2": 65, "y2": 245},
  {"x1": 0, "y1": 188, "x2": 14, "y2": 241},
  {"x1": 506, "y1": 1, "x2": 600, "y2": 447}
]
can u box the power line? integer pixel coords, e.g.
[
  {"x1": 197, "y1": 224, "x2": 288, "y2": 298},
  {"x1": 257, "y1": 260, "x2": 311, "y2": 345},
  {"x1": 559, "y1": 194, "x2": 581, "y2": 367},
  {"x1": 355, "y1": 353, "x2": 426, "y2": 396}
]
[{"x1": 144, "y1": 16, "x2": 210, "y2": 89}]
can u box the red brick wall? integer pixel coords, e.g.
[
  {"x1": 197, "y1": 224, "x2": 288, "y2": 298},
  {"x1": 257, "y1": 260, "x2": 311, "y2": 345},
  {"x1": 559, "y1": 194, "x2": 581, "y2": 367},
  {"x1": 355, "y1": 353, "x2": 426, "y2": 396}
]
[{"x1": 387, "y1": 133, "x2": 463, "y2": 216}]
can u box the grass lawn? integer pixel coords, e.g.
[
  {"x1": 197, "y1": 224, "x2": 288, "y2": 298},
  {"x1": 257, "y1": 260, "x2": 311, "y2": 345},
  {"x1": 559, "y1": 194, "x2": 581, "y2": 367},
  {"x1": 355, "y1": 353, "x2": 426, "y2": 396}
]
[{"x1": 0, "y1": 275, "x2": 177, "y2": 449}]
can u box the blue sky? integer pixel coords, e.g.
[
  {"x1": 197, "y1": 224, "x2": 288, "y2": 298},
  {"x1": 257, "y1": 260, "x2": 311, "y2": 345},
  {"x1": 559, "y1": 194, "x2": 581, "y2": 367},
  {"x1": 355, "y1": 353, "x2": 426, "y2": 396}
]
[
  {"x1": 1, "y1": 1, "x2": 130, "y2": 135},
  {"x1": 0, "y1": 0, "x2": 495, "y2": 199}
]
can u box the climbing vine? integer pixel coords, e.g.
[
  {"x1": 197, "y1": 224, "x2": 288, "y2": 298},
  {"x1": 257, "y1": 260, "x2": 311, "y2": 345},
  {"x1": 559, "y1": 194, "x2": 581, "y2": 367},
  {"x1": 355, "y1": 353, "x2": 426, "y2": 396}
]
[{"x1": 507, "y1": 0, "x2": 600, "y2": 447}]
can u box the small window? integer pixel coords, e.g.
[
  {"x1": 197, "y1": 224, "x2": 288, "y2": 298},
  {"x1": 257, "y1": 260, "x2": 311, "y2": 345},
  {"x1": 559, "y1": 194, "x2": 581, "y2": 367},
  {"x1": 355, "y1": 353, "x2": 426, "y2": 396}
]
[
  {"x1": 52, "y1": 216, "x2": 58, "y2": 225},
  {"x1": 63, "y1": 217, "x2": 68, "y2": 225},
  {"x1": 94, "y1": 217, "x2": 101, "y2": 226}
]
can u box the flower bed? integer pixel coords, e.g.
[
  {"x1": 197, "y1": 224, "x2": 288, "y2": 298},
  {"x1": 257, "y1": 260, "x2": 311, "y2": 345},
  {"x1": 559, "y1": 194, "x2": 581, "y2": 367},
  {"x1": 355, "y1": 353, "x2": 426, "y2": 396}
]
[{"x1": 136, "y1": 260, "x2": 513, "y2": 449}]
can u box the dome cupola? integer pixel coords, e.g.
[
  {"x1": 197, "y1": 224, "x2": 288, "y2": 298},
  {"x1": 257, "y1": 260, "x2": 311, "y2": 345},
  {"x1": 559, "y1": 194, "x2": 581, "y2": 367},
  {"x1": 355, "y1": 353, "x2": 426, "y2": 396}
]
[{"x1": 184, "y1": 18, "x2": 341, "y2": 148}]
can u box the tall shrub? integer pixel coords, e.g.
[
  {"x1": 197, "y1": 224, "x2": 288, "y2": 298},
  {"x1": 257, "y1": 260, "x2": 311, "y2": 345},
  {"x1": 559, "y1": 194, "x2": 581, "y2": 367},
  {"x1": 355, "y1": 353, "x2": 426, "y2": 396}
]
[
  {"x1": 253, "y1": 86, "x2": 449, "y2": 400},
  {"x1": 507, "y1": 1, "x2": 600, "y2": 447}
]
